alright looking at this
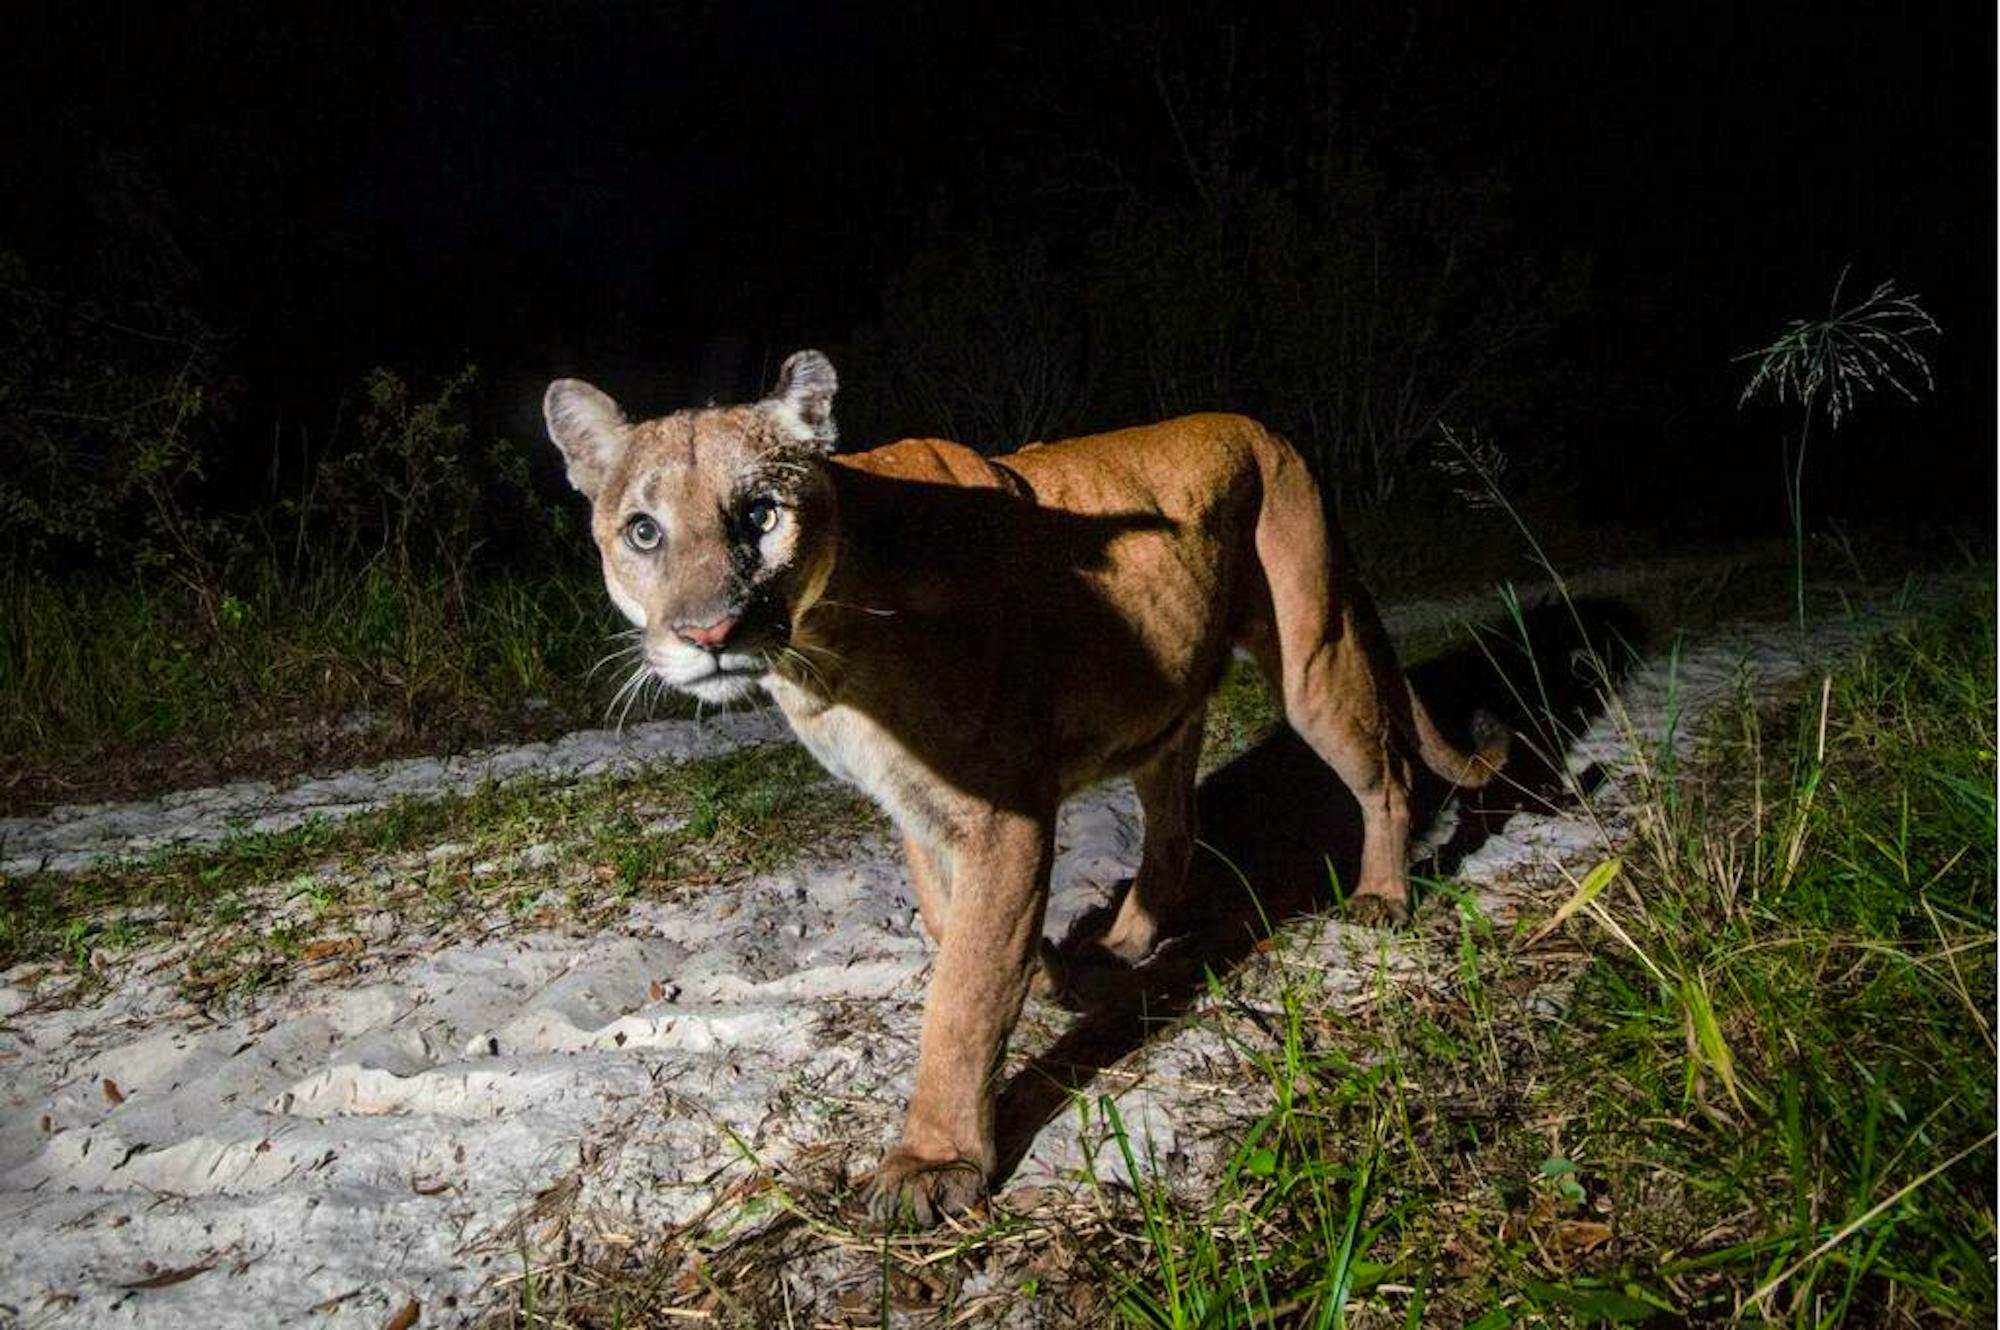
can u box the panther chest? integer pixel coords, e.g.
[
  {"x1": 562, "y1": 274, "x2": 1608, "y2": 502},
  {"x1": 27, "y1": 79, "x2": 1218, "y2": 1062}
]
[{"x1": 764, "y1": 679, "x2": 957, "y2": 842}]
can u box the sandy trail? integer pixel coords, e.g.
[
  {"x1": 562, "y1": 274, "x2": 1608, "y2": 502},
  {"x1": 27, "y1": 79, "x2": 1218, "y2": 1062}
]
[
  {"x1": 0, "y1": 711, "x2": 791, "y2": 879},
  {"x1": 0, "y1": 574, "x2": 1919, "y2": 1328}
]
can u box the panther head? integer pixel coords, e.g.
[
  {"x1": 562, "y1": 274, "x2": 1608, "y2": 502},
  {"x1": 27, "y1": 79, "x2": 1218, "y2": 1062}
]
[{"x1": 543, "y1": 351, "x2": 841, "y2": 705}]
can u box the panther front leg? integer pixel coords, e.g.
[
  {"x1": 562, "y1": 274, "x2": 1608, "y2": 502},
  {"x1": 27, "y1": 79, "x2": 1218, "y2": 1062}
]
[{"x1": 867, "y1": 807, "x2": 1054, "y2": 1224}]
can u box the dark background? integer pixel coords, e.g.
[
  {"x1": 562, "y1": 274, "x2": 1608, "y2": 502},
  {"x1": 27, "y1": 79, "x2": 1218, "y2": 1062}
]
[{"x1": 4, "y1": 0, "x2": 1991, "y2": 570}]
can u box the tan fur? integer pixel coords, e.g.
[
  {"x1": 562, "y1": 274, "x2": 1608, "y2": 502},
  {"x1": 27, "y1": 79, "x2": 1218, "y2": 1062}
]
[{"x1": 545, "y1": 352, "x2": 1506, "y2": 1224}]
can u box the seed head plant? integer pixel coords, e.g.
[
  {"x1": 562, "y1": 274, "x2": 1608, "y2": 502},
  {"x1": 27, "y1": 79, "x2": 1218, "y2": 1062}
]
[{"x1": 1736, "y1": 270, "x2": 1939, "y2": 627}]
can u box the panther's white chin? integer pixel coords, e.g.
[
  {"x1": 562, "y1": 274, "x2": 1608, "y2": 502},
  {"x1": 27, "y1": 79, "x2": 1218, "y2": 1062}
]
[
  {"x1": 645, "y1": 640, "x2": 768, "y2": 706},
  {"x1": 675, "y1": 668, "x2": 764, "y2": 705}
]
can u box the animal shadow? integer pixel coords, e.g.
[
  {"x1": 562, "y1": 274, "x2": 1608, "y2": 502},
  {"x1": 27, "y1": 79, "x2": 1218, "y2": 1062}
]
[{"x1": 992, "y1": 596, "x2": 1646, "y2": 1184}]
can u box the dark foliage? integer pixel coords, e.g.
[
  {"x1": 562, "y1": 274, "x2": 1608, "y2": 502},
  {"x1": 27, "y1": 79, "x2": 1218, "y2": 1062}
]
[{"x1": 1, "y1": 0, "x2": 1986, "y2": 583}]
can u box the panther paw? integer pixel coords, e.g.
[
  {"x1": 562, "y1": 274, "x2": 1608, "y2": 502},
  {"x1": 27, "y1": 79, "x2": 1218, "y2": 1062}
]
[
  {"x1": 1345, "y1": 889, "x2": 1411, "y2": 928},
  {"x1": 864, "y1": 1149, "x2": 988, "y2": 1227}
]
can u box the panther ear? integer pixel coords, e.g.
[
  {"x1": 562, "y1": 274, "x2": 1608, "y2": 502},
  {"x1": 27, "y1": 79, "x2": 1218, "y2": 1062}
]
[
  {"x1": 761, "y1": 350, "x2": 838, "y2": 452},
  {"x1": 543, "y1": 378, "x2": 627, "y2": 501}
]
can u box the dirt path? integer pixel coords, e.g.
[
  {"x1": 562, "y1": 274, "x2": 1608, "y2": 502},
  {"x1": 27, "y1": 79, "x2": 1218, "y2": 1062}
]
[
  {"x1": 0, "y1": 573, "x2": 1923, "y2": 1329},
  {"x1": 0, "y1": 711, "x2": 792, "y2": 879}
]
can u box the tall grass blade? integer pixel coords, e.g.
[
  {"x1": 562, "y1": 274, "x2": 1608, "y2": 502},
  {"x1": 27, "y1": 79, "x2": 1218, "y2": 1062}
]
[{"x1": 1525, "y1": 857, "x2": 1622, "y2": 946}]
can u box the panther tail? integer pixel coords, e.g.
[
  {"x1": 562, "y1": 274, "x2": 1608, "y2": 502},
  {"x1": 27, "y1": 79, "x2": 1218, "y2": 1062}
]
[{"x1": 1408, "y1": 686, "x2": 1510, "y2": 789}]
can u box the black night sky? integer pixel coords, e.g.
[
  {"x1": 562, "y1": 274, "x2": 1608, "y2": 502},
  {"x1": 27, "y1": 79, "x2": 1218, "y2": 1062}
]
[{"x1": 5, "y1": 1, "x2": 1992, "y2": 550}]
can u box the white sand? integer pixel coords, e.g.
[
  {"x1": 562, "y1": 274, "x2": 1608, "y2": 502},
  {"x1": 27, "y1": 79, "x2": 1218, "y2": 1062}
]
[
  {"x1": 0, "y1": 580, "x2": 1927, "y2": 1327},
  {"x1": 0, "y1": 710, "x2": 790, "y2": 878}
]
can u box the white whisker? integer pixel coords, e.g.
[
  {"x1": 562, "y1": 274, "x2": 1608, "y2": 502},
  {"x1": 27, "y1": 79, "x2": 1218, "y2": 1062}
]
[
  {"x1": 615, "y1": 671, "x2": 643, "y2": 733},
  {"x1": 814, "y1": 598, "x2": 897, "y2": 618},
  {"x1": 587, "y1": 627, "x2": 647, "y2": 682},
  {"x1": 789, "y1": 638, "x2": 848, "y2": 670},
  {"x1": 777, "y1": 644, "x2": 834, "y2": 694},
  {"x1": 587, "y1": 642, "x2": 643, "y2": 682},
  {"x1": 607, "y1": 660, "x2": 652, "y2": 733}
]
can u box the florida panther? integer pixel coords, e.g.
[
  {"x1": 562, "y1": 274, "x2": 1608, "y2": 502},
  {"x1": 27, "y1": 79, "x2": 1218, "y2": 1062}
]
[{"x1": 544, "y1": 351, "x2": 1506, "y2": 1221}]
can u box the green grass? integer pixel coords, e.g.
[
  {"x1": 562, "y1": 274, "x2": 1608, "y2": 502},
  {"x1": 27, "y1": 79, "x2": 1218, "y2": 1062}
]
[
  {"x1": 1089, "y1": 583, "x2": 1995, "y2": 1328},
  {"x1": 1560, "y1": 593, "x2": 1997, "y2": 1325},
  {"x1": 0, "y1": 742, "x2": 870, "y2": 1004},
  {"x1": 1084, "y1": 978, "x2": 1406, "y2": 1329},
  {"x1": 0, "y1": 560, "x2": 659, "y2": 812}
]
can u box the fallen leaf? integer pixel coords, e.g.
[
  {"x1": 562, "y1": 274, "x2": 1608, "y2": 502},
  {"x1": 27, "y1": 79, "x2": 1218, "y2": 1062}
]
[
  {"x1": 383, "y1": 1297, "x2": 421, "y2": 1330},
  {"x1": 310, "y1": 1288, "x2": 363, "y2": 1313},
  {"x1": 101, "y1": 1078, "x2": 125, "y2": 1105},
  {"x1": 302, "y1": 937, "x2": 362, "y2": 963},
  {"x1": 119, "y1": 1263, "x2": 211, "y2": 1290},
  {"x1": 1556, "y1": 1219, "x2": 1614, "y2": 1255},
  {"x1": 648, "y1": 978, "x2": 666, "y2": 1002}
]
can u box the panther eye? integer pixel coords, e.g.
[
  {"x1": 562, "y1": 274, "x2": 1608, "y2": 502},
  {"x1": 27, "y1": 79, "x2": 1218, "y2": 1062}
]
[
  {"x1": 623, "y1": 514, "x2": 662, "y2": 552},
  {"x1": 744, "y1": 496, "x2": 781, "y2": 536}
]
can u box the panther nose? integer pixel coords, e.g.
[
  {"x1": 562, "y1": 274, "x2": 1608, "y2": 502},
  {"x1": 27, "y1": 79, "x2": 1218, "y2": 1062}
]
[{"x1": 673, "y1": 614, "x2": 740, "y2": 652}]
